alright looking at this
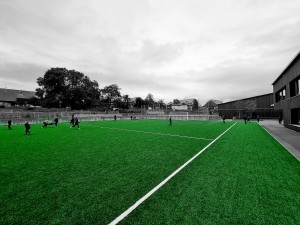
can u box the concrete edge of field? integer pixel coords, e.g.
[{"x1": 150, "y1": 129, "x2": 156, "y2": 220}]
[{"x1": 259, "y1": 120, "x2": 300, "y2": 161}]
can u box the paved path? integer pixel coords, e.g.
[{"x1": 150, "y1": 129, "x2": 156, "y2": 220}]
[{"x1": 259, "y1": 120, "x2": 300, "y2": 161}]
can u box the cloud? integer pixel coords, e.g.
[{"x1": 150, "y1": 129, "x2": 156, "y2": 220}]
[
  {"x1": 1, "y1": 0, "x2": 300, "y2": 103},
  {"x1": 0, "y1": 63, "x2": 47, "y2": 83},
  {"x1": 139, "y1": 40, "x2": 183, "y2": 66}
]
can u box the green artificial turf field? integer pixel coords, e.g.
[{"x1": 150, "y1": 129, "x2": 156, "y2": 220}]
[{"x1": 0, "y1": 120, "x2": 299, "y2": 224}]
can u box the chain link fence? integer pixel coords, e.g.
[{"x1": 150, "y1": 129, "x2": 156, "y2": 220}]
[{"x1": 0, "y1": 109, "x2": 219, "y2": 125}]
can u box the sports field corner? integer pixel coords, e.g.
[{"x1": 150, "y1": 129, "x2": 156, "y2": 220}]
[{"x1": 0, "y1": 119, "x2": 300, "y2": 224}]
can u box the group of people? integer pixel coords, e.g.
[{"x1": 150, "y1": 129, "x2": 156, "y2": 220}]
[
  {"x1": 42, "y1": 117, "x2": 59, "y2": 128},
  {"x1": 243, "y1": 115, "x2": 262, "y2": 124},
  {"x1": 70, "y1": 115, "x2": 80, "y2": 128},
  {"x1": 7, "y1": 119, "x2": 31, "y2": 134},
  {"x1": 221, "y1": 114, "x2": 260, "y2": 124},
  {"x1": 243, "y1": 115, "x2": 252, "y2": 124},
  {"x1": 6, "y1": 114, "x2": 81, "y2": 135},
  {"x1": 6, "y1": 113, "x2": 283, "y2": 135}
]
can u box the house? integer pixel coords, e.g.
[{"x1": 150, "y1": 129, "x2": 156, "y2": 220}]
[
  {"x1": 172, "y1": 104, "x2": 190, "y2": 111},
  {"x1": 171, "y1": 98, "x2": 199, "y2": 111},
  {"x1": 203, "y1": 99, "x2": 222, "y2": 113},
  {"x1": 0, "y1": 88, "x2": 36, "y2": 107}
]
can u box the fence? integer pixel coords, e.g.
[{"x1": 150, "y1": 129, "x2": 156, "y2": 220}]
[{"x1": 0, "y1": 110, "x2": 220, "y2": 125}]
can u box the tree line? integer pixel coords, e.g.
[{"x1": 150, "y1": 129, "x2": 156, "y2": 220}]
[{"x1": 31, "y1": 67, "x2": 182, "y2": 110}]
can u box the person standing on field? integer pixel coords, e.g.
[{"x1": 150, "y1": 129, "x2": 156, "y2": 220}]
[
  {"x1": 8, "y1": 119, "x2": 12, "y2": 130},
  {"x1": 243, "y1": 115, "x2": 247, "y2": 124},
  {"x1": 222, "y1": 115, "x2": 226, "y2": 123},
  {"x1": 54, "y1": 117, "x2": 59, "y2": 127},
  {"x1": 114, "y1": 115, "x2": 117, "y2": 121},
  {"x1": 247, "y1": 115, "x2": 250, "y2": 123},
  {"x1": 169, "y1": 116, "x2": 172, "y2": 126},
  {"x1": 72, "y1": 117, "x2": 80, "y2": 129},
  {"x1": 257, "y1": 115, "x2": 260, "y2": 123},
  {"x1": 25, "y1": 122, "x2": 30, "y2": 135},
  {"x1": 70, "y1": 114, "x2": 75, "y2": 127}
]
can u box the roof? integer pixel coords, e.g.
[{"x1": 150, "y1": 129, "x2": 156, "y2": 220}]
[
  {"x1": 203, "y1": 99, "x2": 223, "y2": 108},
  {"x1": 218, "y1": 93, "x2": 273, "y2": 105},
  {"x1": 0, "y1": 88, "x2": 36, "y2": 102},
  {"x1": 272, "y1": 50, "x2": 300, "y2": 85},
  {"x1": 211, "y1": 99, "x2": 223, "y2": 104}
]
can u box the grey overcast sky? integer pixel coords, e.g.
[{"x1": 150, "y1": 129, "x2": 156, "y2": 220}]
[{"x1": 1, "y1": 0, "x2": 300, "y2": 104}]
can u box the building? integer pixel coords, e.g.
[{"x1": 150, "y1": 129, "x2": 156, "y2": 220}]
[
  {"x1": 171, "y1": 98, "x2": 199, "y2": 111},
  {"x1": 0, "y1": 88, "x2": 36, "y2": 107},
  {"x1": 218, "y1": 93, "x2": 279, "y2": 119},
  {"x1": 272, "y1": 51, "x2": 300, "y2": 132},
  {"x1": 172, "y1": 104, "x2": 190, "y2": 111},
  {"x1": 128, "y1": 97, "x2": 137, "y2": 108},
  {"x1": 203, "y1": 99, "x2": 222, "y2": 114}
]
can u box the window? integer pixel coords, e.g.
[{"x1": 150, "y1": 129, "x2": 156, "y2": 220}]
[
  {"x1": 290, "y1": 75, "x2": 300, "y2": 97},
  {"x1": 291, "y1": 108, "x2": 300, "y2": 125},
  {"x1": 275, "y1": 87, "x2": 286, "y2": 102}
]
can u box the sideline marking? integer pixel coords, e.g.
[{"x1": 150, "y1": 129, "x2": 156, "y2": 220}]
[
  {"x1": 175, "y1": 121, "x2": 221, "y2": 125},
  {"x1": 84, "y1": 125, "x2": 213, "y2": 141},
  {"x1": 137, "y1": 119, "x2": 221, "y2": 126},
  {"x1": 108, "y1": 122, "x2": 237, "y2": 225}
]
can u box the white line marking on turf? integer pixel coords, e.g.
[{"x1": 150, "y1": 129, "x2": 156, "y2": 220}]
[
  {"x1": 84, "y1": 125, "x2": 213, "y2": 141},
  {"x1": 108, "y1": 122, "x2": 237, "y2": 225},
  {"x1": 175, "y1": 121, "x2": 221, "y2": 125},
  {"x1": 138, "y1": 120, "x2": 221, "y2": 126}
]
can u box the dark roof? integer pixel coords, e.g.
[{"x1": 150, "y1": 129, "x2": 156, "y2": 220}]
[
  {"x1": 218, "y1": 93, "x2": 273, "y2": 105},
  {"x1": 0, "y1": 88, "x2": 36, "y2": 102},
  {"x1": 272, "y1": 50, "x2": 300, "y2": 85},
  {"x1": 203, "y1": 99, "x2": 223, "y2": 108}
]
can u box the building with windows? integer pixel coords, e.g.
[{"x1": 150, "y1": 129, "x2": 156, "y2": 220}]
[
  {"x1": 272, "y1": 51, "x2": 300, "y2": 132},
  {"x1": 171, "y1": 98, "x2": 200, "y2": 111},
  {"x1": 0, "y1": 88, "x2": 36, "y2": 107},
  {"x1": 203, "y1": 99, "x2": 222, "y2": 114},
  {"x1": 218, "y1": 93, "x2": 279, "y2": 119}
]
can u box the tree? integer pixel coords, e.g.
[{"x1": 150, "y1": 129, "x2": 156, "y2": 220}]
[
  {"x1": 145, "y1": 93, "x2": 155, "y2": 106},
  {"x1": 235, "y1": 100, "x2": 244, "y2": 119},
  {"x1": 100, "y1": 84, "x2": 121, "y2": 109},
  {"x1": 156, "y1": 99, "x2": 164, "y2": 109},
  {"x1": 134, "y1": 97, "x2": 145, "y2": 108},
  {"x1": 35, "y1": 88, "x2": 45, "y2": 101},
  {"x1": 36, "y1": 67, "x2": 100, "y2": 109},
  {"x1": 235, "y1": 100, "x2": 257, "y2": 118},
  {"x1": 27, "y1": 96, "x2": 41, "y2": 106},
  {"x1": 192, "y1": 99, "x2": 198, "y2": 110},
  {"x1": 173, "y1": 99, "x2": 180, "y2": 104},
  {"x1": 37, "y1": 68, "x2": 68, "y2": 108},
  {"x1": 113, "y1": 98, "x2": 124, "y2": 109},
  {"x1": 122, "y1": 94, "x2": 129, "y2": 109},
  {"x1": 244, "y1": 100, "x2": 257, "y2": 117}
]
